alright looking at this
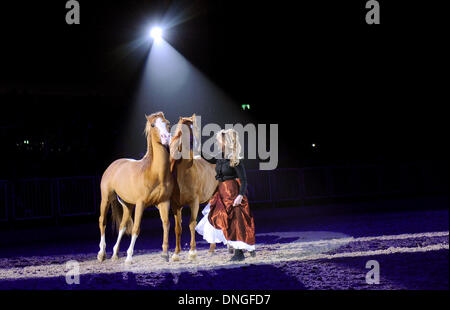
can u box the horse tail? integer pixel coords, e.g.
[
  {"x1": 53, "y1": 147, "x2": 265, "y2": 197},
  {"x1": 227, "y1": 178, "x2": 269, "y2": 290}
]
[{"x1": 111, "y1": 195, "x2": 133, "y2": 235}]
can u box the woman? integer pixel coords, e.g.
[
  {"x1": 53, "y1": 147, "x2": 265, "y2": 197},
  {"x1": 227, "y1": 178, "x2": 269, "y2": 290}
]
[{"x1": 196, "y1": 129, "x2": 256, "y2": 261}]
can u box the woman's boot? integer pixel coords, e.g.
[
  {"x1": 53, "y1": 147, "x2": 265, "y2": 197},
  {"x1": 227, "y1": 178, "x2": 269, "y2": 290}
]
[{"x1": 230, "y1": 249, "x2": 245, "y2": 261}]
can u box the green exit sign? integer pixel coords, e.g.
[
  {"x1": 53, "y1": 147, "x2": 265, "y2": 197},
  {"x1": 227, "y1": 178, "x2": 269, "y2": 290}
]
[{"x1": 241, "y1": 104, "x2": 250, "y2": 110}]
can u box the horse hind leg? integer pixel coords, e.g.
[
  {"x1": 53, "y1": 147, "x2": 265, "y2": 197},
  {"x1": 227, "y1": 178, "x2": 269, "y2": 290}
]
[
  {"x1": 125, "y1": 200, "x2": 145, "y2": 265},
  {"x1": 171, "y1": 207, "x2": 182, "y2": 262},
  {"x1": 208, "y1": 243, "x2": 216, "y2": 255},
  {"x1": 227, "y1": 244, "x2": 234, "y2": 254},
  {"x1": 97, "y1": 194, "x2": 111, "y2": 262},
  {"x1": 111, "y1": 196, "x2": 132, "y2": 261},
  {"x1": 188, "y1": 197, "x2": 200, "y2": 260}
]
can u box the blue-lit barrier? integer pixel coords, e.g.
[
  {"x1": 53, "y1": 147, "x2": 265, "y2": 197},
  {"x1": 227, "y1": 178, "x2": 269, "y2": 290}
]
[
  {"x1": 13, "y1": 178, "x2": 55, "y2": 220},
  {"x1": 245, "y1": 169, "x2": 272, "y2": 203},
  {"x1": 0, "y1": 161, "x2": 447, "y2": 222},
  {"x1": 56, "y1": 176, "x2": 98, "y2": 217}
]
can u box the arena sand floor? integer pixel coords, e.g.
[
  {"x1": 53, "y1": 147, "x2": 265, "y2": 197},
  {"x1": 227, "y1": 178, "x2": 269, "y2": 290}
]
[{"x1": 0, "y1": 196, "x2": 448, "y2": 290}]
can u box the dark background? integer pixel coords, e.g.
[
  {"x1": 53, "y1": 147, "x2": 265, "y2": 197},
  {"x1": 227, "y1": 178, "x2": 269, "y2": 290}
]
[
  {"x1": 0, "y1": 0, "x2": 447, "y2": 178},
  {"x1": 0, "y1": 2, "x2": 447, "y2": 295}
]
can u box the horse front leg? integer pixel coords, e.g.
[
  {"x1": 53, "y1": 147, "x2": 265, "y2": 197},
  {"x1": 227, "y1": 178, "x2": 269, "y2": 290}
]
[
  {"x1": 125, "y1": 201, "x2": 144, "y2": 265},
  {"x1": 188, "y1": 197, "x2": 200, "y2": 260},
  {"x1": 158, "y1": 200, "x2": 171, "y2": 262}
]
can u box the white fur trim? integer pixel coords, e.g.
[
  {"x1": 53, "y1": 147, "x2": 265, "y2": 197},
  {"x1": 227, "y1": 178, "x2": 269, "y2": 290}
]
[{"x1": 226, "y1": 240, "x2": 255, "y2": 251}]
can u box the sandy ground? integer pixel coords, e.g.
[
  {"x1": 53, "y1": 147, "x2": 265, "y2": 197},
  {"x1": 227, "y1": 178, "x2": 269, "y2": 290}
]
[{"x1": 0, "y1": 197, "x2": 448, "y2": 290}]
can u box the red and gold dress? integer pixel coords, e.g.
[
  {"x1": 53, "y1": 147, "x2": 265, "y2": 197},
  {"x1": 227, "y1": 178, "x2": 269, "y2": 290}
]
[{"x1": 196, "y1": 158, "x2": 255, "y2": 251}]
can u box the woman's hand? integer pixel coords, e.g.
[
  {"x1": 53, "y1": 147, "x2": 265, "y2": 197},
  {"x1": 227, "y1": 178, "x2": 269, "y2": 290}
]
[{"x1": 233, "y1": 194, "x2": 243, "y2": 207}]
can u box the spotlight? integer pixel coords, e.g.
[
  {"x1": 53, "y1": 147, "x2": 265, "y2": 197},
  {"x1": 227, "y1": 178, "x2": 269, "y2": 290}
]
[{"x1": 149, "y1": 26, "x2": 163, "y2": 43}]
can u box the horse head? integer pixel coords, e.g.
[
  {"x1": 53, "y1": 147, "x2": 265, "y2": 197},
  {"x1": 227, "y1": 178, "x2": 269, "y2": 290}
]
[
  {"x1": 145, "y1": 111, "x2": 171, "y2": 147},
  {"x1": 169, "y1": 113, "x2": 200, "y2": 172}
]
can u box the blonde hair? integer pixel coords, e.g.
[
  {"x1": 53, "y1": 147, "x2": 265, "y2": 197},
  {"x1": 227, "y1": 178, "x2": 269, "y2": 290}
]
[{"x1": 216, "y1": 129, "x2": 242, "y2": 167}]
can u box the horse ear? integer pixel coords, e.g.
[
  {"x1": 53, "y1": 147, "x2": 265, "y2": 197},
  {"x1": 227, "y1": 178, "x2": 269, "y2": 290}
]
[{"x1": 145, "y1": 114, "x2": 150, "y2": 120}]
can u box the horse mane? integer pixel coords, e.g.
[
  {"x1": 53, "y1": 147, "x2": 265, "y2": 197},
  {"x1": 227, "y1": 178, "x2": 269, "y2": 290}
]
[{"x1": 169, "y1": 121, "x2": 184, "y2": 172}]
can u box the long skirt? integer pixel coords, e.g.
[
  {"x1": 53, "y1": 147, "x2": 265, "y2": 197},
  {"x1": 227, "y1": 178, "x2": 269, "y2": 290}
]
[{"x1": 196, "y1": 179, "x2": 255, "y2": 251}]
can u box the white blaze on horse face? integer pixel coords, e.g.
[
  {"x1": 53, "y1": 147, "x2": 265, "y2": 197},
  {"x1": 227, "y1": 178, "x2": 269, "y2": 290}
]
[{"x1": 154, "y1": 117, "x2": 170, "y2": 146}]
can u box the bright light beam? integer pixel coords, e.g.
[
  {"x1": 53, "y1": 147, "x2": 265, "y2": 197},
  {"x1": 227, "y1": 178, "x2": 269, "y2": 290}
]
[
  {"x1": 149, "y1": 26, "x2": 163, "y2": 43},
  {"x1": 121, "y1": 39, "x2": 247, "y2": 158}
]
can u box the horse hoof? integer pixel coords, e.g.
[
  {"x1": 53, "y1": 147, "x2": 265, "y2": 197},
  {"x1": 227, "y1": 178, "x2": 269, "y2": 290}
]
[
  {"x1": 111, "y1": 254, "x2": 119, "y2": 261},
  {"x1": 188, "y1": 250, "x2": 197, "y2": 260},
  {"x1": 161, "y1": 253, "x2": 169, "y2": 262},
  {"x1": 172, "y1": 253, "x2": 180, "y2": 262},
  {"x1": 208, "y1": 250, "x2": 215, "y2": 256},
  {"x1": 125, "y1": 257, "x2": 133, "y2": 265},
  {"x1": 228, "y1": 247, "x2": 234, "y2": 254},
  {"x1": 97, "y1": 252, "x2": 106, "y2": 262}
]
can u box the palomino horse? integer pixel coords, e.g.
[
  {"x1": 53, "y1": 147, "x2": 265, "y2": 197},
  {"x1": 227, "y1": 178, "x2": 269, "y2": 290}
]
[
  {"x1": 169, "y1": 114, "x2": 219, "y2": 260},
  {"x1": 97, "y1": 111, "x2": 174, "y2": 264}
]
